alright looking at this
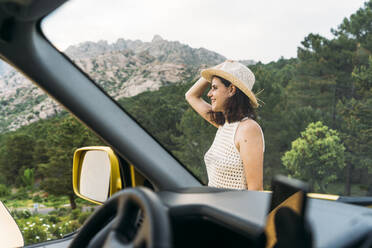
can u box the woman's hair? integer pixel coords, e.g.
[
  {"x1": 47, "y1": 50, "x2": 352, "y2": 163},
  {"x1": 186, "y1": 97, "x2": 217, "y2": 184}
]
[{"x1": 208, "y1": 76, "x2": 257, "y2": 125}]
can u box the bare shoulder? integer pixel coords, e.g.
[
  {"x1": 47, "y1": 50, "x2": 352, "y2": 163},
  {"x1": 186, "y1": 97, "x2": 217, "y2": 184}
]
[
  {"x1": 237, "y1": 119, "x2": 262, "y2": 137},
  {"x1": 235, "y1": 118, "x2": 263, "y2": 150}
]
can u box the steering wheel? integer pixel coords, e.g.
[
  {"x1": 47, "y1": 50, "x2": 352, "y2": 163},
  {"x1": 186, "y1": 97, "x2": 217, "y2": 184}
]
[{"x1": 69, "y1": 187, "x2": 172, "y2": 248}]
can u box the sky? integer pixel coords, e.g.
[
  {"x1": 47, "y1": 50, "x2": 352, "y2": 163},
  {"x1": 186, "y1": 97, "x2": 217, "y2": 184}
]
[{"x1": 42, "y1": 0, "x2": 367, "y2": 64}]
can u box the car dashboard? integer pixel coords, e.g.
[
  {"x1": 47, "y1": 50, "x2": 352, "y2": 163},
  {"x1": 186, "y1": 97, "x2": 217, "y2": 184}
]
[
  {"x1": 158, "y1": 187, "x2": 372, "y2": 248},
  {"x1": 26, "y1": 187, "x2": 372, "y2": 248}
]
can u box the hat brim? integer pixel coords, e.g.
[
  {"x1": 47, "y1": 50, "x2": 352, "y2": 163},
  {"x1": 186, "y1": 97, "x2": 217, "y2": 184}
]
[{"x1": 201, "y1": 68, "x2": 259, "y2": 108}]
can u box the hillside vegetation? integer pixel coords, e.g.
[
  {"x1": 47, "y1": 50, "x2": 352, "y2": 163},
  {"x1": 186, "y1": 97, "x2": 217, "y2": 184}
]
[{"x1": 0, "y1": 1, "x2": 372, "y2": 205}]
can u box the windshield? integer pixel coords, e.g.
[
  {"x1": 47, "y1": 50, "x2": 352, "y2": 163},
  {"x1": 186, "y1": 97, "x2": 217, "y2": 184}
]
[{"x1": 41, "y1": 0, "x2": 371, "y2": 196}]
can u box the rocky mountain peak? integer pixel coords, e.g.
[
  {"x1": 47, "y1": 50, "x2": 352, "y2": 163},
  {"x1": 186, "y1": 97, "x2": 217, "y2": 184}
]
[
  {"x1": 152, "y1": 34, "x2": 164, "y2": 43},
  {"x1": 0, "y1": 36, "x2": 256, "y2": 133}
]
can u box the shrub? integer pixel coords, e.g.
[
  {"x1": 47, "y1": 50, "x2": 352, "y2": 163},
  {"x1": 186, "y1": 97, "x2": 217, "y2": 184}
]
[
  {"x1": 61, "y1": 220, "x2": 80, "y2": 234},
  {"x1": 70, "y1": 208, "x2": 81, "y2": 219},
  {"x1": 55, "y1": 207, "x2": 70, "y2": 217},
  {"x1": 32, "y1": 195, "x2": 42, "y2": 203},
  {"x1": 11, "y1": 187, "x2": 29, "y2": 200},
  {"x1": 78, "y1": 211, "x2": 92, "y2": 225},
  {"x1": 11, "y1": 209, "x2": 32, "y2": 219},
  {"x1": 16, "y1": 214, "x2": 83, "y2": 245},
  {"x1": 0, "y1": 184, "x2": 10, "y2": 197},
  {"x1": 45, "y1": 214, "x2": 61, "y2": 224},
  {"x1": 22, "y1": 224, "x2": 48, "y2": 244}
]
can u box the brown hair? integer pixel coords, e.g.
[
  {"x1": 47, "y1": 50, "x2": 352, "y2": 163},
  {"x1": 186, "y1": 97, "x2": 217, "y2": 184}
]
[{"x1": 208, "y1": 76, "x2": 257, "y2": 126}]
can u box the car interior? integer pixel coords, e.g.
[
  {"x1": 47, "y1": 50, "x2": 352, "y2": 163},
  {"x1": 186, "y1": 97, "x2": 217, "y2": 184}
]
[{"x1": 0, "y1": 0, "x2": 372, "y2": 248}]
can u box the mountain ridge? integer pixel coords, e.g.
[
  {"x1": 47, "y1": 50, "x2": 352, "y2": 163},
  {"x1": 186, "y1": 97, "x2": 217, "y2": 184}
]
[{"x1": 0, "y1": 35, "x2": 255, "y2": 133}]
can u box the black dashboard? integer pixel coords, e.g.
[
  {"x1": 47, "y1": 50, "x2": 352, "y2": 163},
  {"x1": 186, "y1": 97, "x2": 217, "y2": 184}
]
[{"x1": 159, "y1": 188, "x2": 372, "y2": 248}]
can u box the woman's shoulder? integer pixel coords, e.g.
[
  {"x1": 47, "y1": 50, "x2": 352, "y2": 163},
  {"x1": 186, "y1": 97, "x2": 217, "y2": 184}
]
[
  {"x1": 237, "y1": 118, "x2": 262, "y2": 135},
  {"x1": 234, "y1": 118, "x2": 265, "y2": 151},
  {"x1": 239, "y1": 118, "x2": 261, "y2": 128}
]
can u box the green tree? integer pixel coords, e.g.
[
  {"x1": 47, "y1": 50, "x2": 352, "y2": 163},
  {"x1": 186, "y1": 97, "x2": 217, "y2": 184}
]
[
  {"x1": 40, "y1": 116, "x2": 102, "y2": 209},
  {"x1": 0, "y1": 184, "x2": 10, "y2": 198},
  {"x1": 337, "y1": 57, "x2": 372, "y2": 195},
  {"x1": 336, "y1": 1, "x2": 372, "y2": 52},
  {"x1": 21, "y1": 168, "x2": 34, "y2": 188},
  {"x1": 0, "y1": 133, "x2": 35, "y2": 185},
  {"x1": 119, "y1": 81, "x2": 190, "y2": 151},
  {"x1": 294, "y1": 33, "x2": 357, "y2": 129},
  {"x1": 251, "y1": 60, "x2": 300, "y2": 185},
  {"x1": 172, "y1": 108, "x2": 215, "y2": 183},
  {"x1": 282, "y1": 121, "x2": 346, "y2": 192}
]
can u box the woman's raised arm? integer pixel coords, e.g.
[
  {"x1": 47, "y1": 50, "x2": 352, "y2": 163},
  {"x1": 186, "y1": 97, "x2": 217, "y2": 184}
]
[{"x1": 185, "y1": 77, "x2": 218, "y2": 128}]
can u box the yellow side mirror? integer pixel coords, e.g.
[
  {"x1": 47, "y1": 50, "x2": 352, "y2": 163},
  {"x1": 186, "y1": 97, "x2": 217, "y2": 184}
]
[{"x1": 73, "y1": 146, "x2": 122, "y2": 205}]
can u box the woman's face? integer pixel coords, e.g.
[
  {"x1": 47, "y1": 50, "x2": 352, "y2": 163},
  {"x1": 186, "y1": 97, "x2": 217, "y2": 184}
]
[{"x1": 207, "y1": 77, "x2": 231, "y2": 112}]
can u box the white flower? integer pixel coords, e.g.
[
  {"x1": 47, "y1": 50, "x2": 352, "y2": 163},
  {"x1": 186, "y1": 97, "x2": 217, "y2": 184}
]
[
  {"x1": 36, "y1": 236, "x2": 39, "y2": 239},
  {"x1": 23, "y1": 227, "x2": 28, "y2": 230}
]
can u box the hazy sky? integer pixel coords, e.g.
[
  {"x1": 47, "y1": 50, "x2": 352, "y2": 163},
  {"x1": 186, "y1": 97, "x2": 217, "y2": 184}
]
[{"x1": 43, "y1": 0, "x2": 367, "y2": 63}]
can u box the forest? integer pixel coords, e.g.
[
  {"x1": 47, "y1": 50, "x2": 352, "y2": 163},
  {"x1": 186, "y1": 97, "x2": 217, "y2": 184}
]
[
  {"x1": 120, "y1": 1, "x2": 372, "y2": 196},
  {"x1": 0, "y1": 0, "x2": 372, "y2": 215}
]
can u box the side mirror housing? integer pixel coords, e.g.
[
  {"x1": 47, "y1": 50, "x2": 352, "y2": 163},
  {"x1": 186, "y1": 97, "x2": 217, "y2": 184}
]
[
  {"x1": 0, "y1": 201, "x2": 24, "y2": 247},
  {"x1": 73, "y1": 146, "x2": 123, "y2": 204}
]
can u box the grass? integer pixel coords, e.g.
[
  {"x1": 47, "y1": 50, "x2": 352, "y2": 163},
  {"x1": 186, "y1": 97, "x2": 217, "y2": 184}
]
[
  {"x1": 3, "y1": 199, "x2": 34, "y2": 208},
  {"x1": 2, "y1": 188, "x2": 93, "y2": 210},
  {"x1": 13, "y1": 206, "x2": 95, "y2": 245},
  {"x1": 2, "y1": 187, "x2": 97, "y2": 245}
]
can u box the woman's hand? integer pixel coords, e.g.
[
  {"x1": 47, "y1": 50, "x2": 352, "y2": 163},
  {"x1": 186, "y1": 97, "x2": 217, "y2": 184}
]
[{"x1": 185, "y1": 77, "x2": 218, "y2": 127}]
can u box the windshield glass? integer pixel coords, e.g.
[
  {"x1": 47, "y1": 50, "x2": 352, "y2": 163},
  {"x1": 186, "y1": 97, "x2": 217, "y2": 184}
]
[
  {"x1": 42, "y1": 0, "x2": 371, "y2": 196},
  {"x1": 0, "y1": 58, "x2": 100, "y2": 245}
]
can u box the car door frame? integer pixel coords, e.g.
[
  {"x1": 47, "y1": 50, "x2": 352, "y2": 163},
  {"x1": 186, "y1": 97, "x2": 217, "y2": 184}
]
[{"x1": 0, "y1": 0, "x2": 201, "y2": 191}]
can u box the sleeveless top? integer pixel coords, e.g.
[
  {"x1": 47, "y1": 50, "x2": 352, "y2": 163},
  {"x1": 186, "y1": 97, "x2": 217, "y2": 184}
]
[{"x1": 204, "y1": 118, "x2": 265, "y2": 189}]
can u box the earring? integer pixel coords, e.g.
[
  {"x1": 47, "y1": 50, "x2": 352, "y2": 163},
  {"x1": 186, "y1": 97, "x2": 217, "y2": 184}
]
[{"x1": 229, "y1": 85, "x2": 236, "y2": 96}]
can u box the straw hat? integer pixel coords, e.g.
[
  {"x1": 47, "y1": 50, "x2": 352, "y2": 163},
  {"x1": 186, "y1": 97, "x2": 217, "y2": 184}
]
[{"x1": 201, "y1": 60, "x2": 258, "y2": 108}]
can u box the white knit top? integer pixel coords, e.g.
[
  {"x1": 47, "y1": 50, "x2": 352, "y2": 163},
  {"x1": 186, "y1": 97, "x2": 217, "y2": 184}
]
[{"x1": 204, "y1": 118, "x2": 265, "y2": 189}]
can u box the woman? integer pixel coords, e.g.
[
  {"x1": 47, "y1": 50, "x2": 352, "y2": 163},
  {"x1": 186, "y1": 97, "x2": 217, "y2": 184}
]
[{"x1": 185, "y1": 60, "x2": 264, "y2": 190}]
